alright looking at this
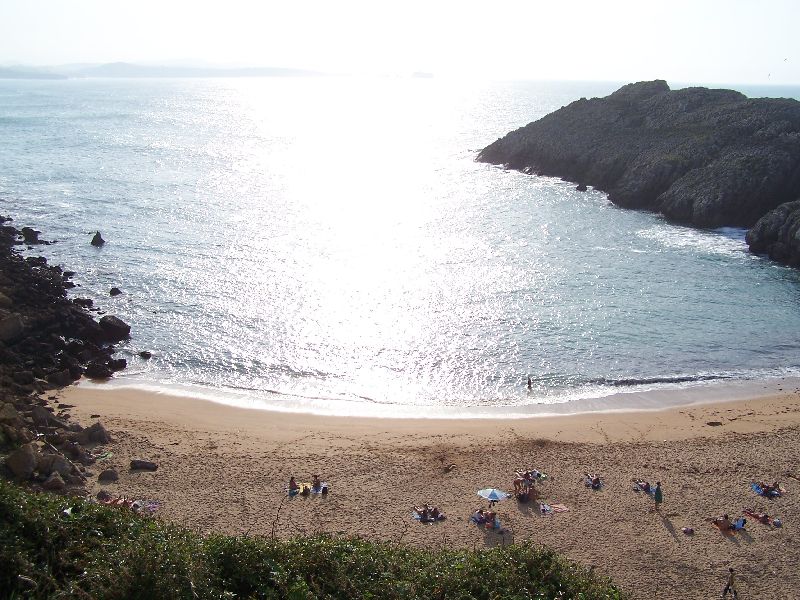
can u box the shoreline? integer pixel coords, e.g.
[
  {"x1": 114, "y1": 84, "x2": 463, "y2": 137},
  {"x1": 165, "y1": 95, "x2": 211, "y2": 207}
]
[
  {"x1": 58, "y1": 382, "x2": 800, "y2": 599},
  {"x1": 60, "y1": 381, "x2": 800, "y2": 445},
  {"x1": 79, "y1": 372, "x2": 800, "y2": 420}
]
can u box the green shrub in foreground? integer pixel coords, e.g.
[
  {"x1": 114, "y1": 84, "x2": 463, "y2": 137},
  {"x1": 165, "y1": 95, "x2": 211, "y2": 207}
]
[{"x1": 0, "y1": 479, "x2": 626, "y2": 599}]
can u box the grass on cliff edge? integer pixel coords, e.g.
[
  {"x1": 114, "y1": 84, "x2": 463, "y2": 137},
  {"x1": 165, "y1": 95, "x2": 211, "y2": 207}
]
[{"x1": 0, "y1": 480, "x2": 626, "y2": 600}]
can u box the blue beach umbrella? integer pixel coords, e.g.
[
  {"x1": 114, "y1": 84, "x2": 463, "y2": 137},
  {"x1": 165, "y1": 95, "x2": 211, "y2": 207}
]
[{"x1": 477, "y1": 488, "x2": 510, "y2": 502}]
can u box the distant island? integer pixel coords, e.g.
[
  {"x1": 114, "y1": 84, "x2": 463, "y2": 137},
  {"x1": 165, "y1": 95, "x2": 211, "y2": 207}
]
[{"x1": 478, "y1": 80, "x2": 800, "y2": 267}]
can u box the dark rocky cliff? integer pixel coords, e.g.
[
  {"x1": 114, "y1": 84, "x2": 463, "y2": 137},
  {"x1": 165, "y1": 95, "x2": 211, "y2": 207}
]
[{"x1": 478, "y1": 81, "x2": 800, "y2": 263}]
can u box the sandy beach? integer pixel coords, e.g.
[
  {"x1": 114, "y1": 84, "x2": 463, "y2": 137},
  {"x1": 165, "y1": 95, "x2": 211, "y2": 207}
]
[{"x1": 58, "y1": 383, "x2": 800, "y2": 600}]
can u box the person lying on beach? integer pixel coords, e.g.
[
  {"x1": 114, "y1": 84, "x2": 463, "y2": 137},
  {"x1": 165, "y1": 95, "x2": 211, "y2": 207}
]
[
  {"x1": 712, "y1": 514, "x2": 746, "y2": 531},
  {"x1": 744, "y1": 509, "x2": 772, "y2": 525},
  {"x1": 585, "y1": 473, "x2": 602, "y2": 490},
  {"x1": 712, "y1": 514, "x2": 733, "y2": 530},
  {"x1": 483, "y1": 510, "x2": 497, "y2": 528},
  {"x1": 633, "y1": 480, "x2": 653, "y2": 494},
  {"x1": 760, "y1": 481, "x2": 782, "y2": 496},
  {"x1": 471, "y1": 508, "x2": 486, "y2": 524}
]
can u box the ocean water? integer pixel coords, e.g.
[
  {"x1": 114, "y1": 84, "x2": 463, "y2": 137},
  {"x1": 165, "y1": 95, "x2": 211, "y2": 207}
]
[{"x1": 2, "y1": 77, "x2": 800, "y2": 417}]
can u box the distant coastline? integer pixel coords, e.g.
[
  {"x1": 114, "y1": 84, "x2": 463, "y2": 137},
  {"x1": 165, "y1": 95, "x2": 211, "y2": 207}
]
[
  {"x1": 0, "y1": 66, "x2": 66, "y2": 80},
  {"x1": 0, "y1": 61, "x2": 336, "y2": 79}
]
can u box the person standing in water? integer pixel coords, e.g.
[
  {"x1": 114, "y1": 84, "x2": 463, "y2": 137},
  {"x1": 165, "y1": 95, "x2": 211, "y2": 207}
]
[{"x1": 527, "y1": 376, "x2": 532, "y2": 390}]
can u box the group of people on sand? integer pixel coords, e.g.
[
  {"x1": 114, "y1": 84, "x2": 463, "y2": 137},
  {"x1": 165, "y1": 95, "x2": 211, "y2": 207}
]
[
  {"x1": 288, "y1": 474, "x2": 328, "y2": 496},
  {"x1": 414, "y1": 504, "x2": 446, "y2": 523},
  {"x1": 712, "y1": 508, "x2": 782, "y2": 532},
  {"x1": 712, "y1": 513, "x2": 746, "y2": 532},
  {"x1": 513, "y1": 468, "x2": 545, "y2": 498},
  {"x1": 471, "y1": 507, "x2": 499, "y2": 529},
  {"x1": 633, "y1": 480, "x2": 663, "y2": 509}
]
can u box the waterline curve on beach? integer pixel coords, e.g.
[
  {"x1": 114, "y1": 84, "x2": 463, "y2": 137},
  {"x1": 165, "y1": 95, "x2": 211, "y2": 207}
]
[{"x1": 80, "y1": 371, "x2": 800, "y2": 419}]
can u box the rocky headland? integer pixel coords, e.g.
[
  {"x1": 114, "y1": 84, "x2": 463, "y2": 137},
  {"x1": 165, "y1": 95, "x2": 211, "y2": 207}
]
[
  {"x1": 478, "y1": 80, "x2": 800, "y2": 266},
  {"x1": 0, "y1": 215, "x2": 130, "y2": 492}
]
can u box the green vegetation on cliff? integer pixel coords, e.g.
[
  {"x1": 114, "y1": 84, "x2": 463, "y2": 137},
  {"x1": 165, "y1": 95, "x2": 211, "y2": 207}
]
[{"x1": 0, "y1": 480, "x2": 625, "y2": 599}]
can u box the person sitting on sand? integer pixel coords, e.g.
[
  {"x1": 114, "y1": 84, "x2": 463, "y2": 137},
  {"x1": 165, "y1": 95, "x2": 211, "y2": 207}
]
[
  {"x1": 430, "y1": 506, "x2": 446, "y2": 520},
  {"x1": 484, "y1": 510, "x2": 497, "y2": 528},
  {"x1": 761, "y1": 481, "x2": 781, "y2": 496},
  {"x1": 472, "y1": 508, "x2": 486, "y2": 524},
  {"x1": 635, "y1": 480, "x2": 651, "y2": 493},
  {"x1": 289, "y1": 476, "x2": 299, "y2": 492},
  {"x1": 414, "y1": 505, "x2": 431, "y2": 521},
  {"x1": 311, "y1": 474, "x2": 322, "y2": 490}
]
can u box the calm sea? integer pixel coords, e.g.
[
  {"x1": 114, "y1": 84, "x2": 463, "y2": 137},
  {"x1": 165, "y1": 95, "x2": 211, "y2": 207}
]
[{"x1": 2, "y1": 77, "x2": 800, "y2": 417}]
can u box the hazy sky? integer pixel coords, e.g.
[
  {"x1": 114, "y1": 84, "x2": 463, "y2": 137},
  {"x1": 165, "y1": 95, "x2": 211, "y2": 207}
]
[{"x1": 1, "y1": 0, "x2": 797, "y2": 84}]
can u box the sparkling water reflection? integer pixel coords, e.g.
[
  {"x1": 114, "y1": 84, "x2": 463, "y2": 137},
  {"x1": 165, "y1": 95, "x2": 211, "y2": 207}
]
[{"x1": 2, "y1": 78, "x2": 800, "y2": 415}]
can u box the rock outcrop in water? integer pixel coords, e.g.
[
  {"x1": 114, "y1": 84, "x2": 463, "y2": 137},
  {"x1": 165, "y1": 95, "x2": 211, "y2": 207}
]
[
  {"x1": 478, "y1": 80, "x2": 800, "y2": 264},
  {"x1": 745, "y1": 200, "x2": 800, "y2": 266}
]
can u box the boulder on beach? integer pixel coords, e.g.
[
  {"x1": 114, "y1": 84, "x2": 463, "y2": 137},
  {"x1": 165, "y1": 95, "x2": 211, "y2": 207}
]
[
  {"x1": 0, "y1": 402, "x2": 21, "y2": 424},
  {"x1": 84, "y1": 361, "x2": 113, "y2": 379},
  {"x1": 0, "y1": 314, "x2": 25, "y2": 343},
  {"x1": 130, "y1": 459, "x2": 158, "y2": 471},
  {"x1": 98, "y1": 468, "x2": 119, "y2": 482},
  {"x1": 42, "y1": 471, "x2": 66, "y2": 490},
  {"x1": 38, "y1": 452, "x2": 74, "y2": 477},
  {"x1": 69, "y1": 421, "x2": 111, "y2": 445},
  {"x1": 5, "y1": 442, "x2": 39, "y2": 479}
]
